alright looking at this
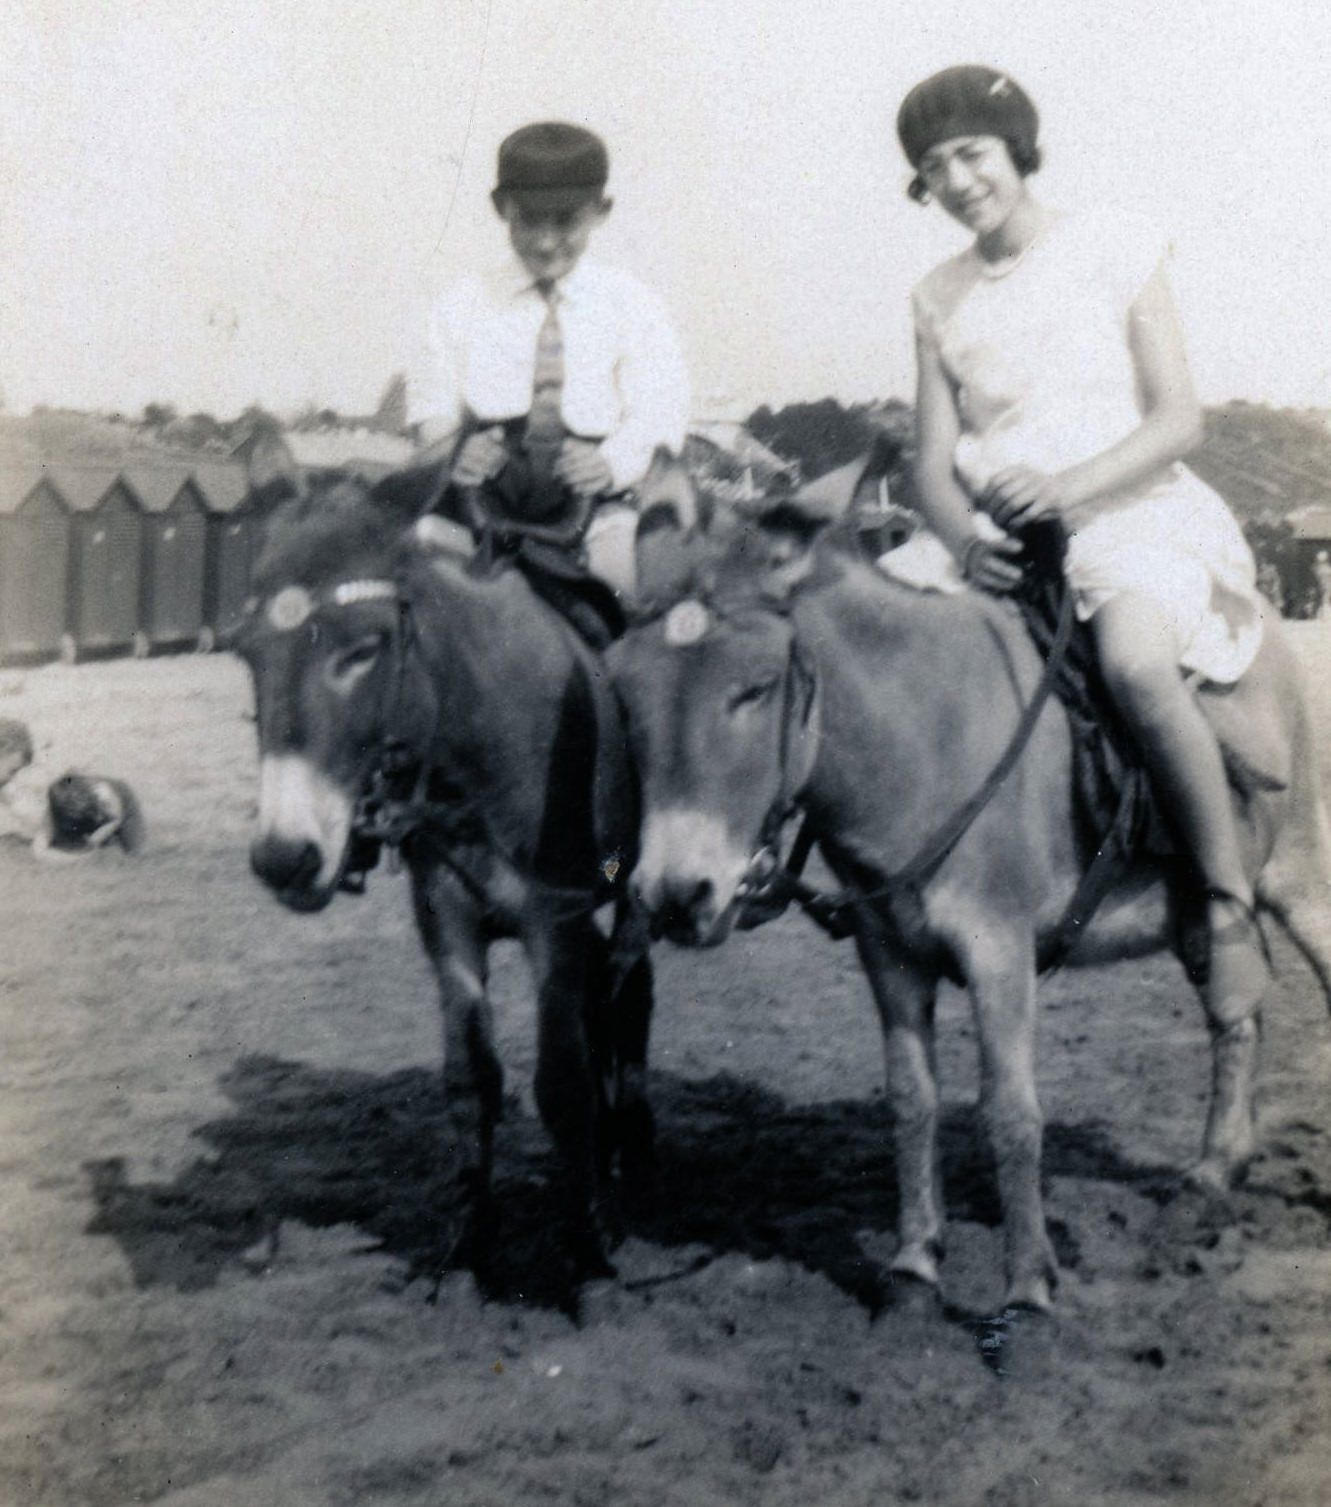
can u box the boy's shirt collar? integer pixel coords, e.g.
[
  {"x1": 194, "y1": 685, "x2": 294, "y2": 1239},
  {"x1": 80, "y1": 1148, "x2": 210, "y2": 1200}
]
[{"x1": 497, "y1": 256, "x2": 595, "y2": 305}]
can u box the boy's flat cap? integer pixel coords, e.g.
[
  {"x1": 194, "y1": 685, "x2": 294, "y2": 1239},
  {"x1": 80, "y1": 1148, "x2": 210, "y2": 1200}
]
[{"x1": 495, "y1": 122, "x2": 609, "y2": 211}]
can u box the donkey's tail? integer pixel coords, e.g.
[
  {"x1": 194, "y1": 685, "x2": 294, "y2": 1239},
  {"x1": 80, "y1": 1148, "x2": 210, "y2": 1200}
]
[{"x1": 1255, "y1": 669, "x2": 1331, "y2": 1013}]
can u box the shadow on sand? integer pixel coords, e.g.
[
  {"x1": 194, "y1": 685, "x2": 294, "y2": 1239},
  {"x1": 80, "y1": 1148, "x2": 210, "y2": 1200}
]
[{"x1": 84, "y1": 1053, "x2": 1179, "y2": 1318}]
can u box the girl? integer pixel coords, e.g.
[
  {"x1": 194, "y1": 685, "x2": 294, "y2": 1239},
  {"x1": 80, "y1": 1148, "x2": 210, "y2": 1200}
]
[{"x1": 892, "y1": 65, "x2": 1267, "y2": 1016}]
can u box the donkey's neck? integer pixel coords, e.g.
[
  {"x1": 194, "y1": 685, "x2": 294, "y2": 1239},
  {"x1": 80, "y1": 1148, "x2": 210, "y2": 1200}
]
[
  {"x1": 407, "y1": 553, "x2": 618, "y2": 885},
  {"x1": 409, "y1": 554, "x2": 591, "y2": 778},
  {"x1": 793, "y1": 561, "x2": 1040, "y2": 871}
]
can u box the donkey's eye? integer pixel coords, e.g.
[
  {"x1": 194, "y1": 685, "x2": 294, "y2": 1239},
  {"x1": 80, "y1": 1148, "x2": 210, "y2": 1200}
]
[
  {"x1": 728, "y1": 678, "x2": 779, "y2": 712},
  {"x1": 326, "y1": 636, "x2": 383, "y2": 688}
]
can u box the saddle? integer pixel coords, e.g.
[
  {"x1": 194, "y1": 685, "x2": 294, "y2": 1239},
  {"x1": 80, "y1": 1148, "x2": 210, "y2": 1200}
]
[{"x1": 435, "y1": 446, "x2": 627, "y2": 651}]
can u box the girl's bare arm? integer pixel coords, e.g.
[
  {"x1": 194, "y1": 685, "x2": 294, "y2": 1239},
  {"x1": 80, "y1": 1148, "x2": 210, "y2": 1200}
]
[
  {"x1": 1057, "y1": 262, "x2": 1204, "y2": 510},
  {"x1": 913, "y1": 332, "x2": 1023, "y2": 590}
]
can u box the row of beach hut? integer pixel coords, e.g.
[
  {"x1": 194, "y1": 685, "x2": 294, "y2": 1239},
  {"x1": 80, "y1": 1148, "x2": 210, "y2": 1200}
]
[{"x1": 0, "y1": 459, "x2": 261, "y2": 664}]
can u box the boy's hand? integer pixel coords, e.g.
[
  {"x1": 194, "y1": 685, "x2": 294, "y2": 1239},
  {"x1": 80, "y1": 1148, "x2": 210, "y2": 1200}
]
[
  {"x1": 555, "y1": 439, "x2": 615, "y2": 499},
  {"x1": 452, "y1": 427, "x2": 510, "y2": 487}
]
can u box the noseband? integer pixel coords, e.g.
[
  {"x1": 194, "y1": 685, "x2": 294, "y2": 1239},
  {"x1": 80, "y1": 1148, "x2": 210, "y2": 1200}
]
[{"x1": 347, "y1": 582, "x2": 439, "y2": 883}]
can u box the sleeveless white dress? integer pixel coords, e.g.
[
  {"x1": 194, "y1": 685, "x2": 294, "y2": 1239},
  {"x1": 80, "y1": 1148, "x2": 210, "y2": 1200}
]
[{"x1": 881, "y1": 206, "x2": 1263, "y2": 685}]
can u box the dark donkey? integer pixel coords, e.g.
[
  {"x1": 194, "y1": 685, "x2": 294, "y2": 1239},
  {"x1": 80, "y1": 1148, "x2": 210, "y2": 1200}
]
[
  {"x1": 234, "y1": 466, "x2": 654, "y2": 1278},
  {"x1": 608, "y1": 471, "x2": 1331, "y2": 1312}
]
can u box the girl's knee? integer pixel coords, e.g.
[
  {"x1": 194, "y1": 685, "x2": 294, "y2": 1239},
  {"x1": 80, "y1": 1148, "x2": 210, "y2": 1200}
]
[{"x1": 1093, "y1": 604, "x2": 1187, "y2": 727}]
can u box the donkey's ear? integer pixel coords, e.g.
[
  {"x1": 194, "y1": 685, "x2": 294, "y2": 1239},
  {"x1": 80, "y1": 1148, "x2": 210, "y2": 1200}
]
[
  {"x1": 788, "y1": 449, "x2": 876, "y2": 524},
  {"x1": 370, "y1": 460, "x2": 449, "y2": 529},
  {"x1": 243, "y1": 431, "x2": 302, "y2": 514},
  {"x1": 636, "y1": 446, "x2": 699, "y2": 536},
  {"x1": 245, "y1": 431, "x2": 301, "y2": 494},
  {"x1": 635, "y1": 447, "x2": 704, "y2": 605}
]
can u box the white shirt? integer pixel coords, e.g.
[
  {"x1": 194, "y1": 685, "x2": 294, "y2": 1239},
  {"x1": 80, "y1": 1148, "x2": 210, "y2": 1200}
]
[
  {"x1": 894, "y1": 206, "x2": 1262, "y2": 684},
  {"x1": 411, "y1": 257, "x2": 690, "y2": 493},
  {"x1": 911, "y1": 206, "x2": 1166, "y2": 492}
]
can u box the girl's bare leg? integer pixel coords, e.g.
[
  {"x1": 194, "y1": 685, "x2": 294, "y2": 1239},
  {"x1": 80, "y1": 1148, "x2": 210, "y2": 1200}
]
[{"x1": 1091, "y1": 594, "x2": 1267, "y2": 1013}]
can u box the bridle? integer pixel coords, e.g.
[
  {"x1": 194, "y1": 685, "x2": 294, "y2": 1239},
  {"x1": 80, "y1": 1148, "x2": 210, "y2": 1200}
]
[
  {"x1": 631, "y1": 591, "x2": 828, "y2": 928},
  {"x1": 345, "y1": 581, "x2": 439, "y2": 883}
]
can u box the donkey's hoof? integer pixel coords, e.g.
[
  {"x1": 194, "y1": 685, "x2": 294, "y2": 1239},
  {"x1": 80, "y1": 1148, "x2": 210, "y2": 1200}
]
[
  {"x1": 1004, "y1": 1250, "x2": 1059, "y2": 1313},
  {"x1": 1003, "y1": 1274, "x2": 1056, "y2": 1314},
  {"x1": 890, "y1": 1238, "x2": 943, "y2": 1289},
  {"x1": 1183, "y1": 1156, "x2": 1237, "y2": 1196},
  {"x1": 574, "y1": 1244, "x2": 618, "y2": 1283},
  {"x1": 568, "y1": 1221, "x2": 618, "y2": 1283}
]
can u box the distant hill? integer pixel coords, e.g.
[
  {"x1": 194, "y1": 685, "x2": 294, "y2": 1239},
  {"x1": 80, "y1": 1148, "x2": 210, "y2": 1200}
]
[
  {"x1": 746, "y1": 398, "x2": 919, "y2": 508},
  {"x1": 745, "y1": 396, "x2": 1331, "y2": 525},
  {"x1": 1190, "y1": 401, "x2": 1331, "y2": 523},
  {"x1": 3, "y1": 384, "x2": 412, "y2": 472}
]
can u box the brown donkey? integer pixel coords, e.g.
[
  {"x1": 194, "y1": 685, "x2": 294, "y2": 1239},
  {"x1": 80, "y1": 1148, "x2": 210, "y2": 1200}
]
[
  {"x1": 235, "y1": 467, "x2": 654, "y2": 1281},
  {"x1": 611, "y1": 478, "x2": 1331, "y2": 1311}
]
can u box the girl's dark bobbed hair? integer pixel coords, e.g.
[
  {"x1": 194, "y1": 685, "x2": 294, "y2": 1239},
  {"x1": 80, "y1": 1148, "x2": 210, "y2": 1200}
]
[{"x1": 898, "y1": 65, "x2": 1040, "y2": 201}]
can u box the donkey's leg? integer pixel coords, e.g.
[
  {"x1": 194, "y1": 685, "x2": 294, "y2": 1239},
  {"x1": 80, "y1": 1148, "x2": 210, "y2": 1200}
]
[
  {"x1": 963, "y1": 929, "x2": 1057, "y2": 1311},
  {"x1": 526, "y1": 914, "x2": 614, "y2": 1278},
  {"x1": 581, "y1": 929, "x2": 619, "y2": 1185},
  {"x1": 579, "y1": 931, "x2": 655, "y2": 1214},
  {"x1": 604, "y1": 909, "x2": 657, "y2": 1188},
  {"x1": 856, "y1": 923, "x2": 944, "y2": 1288},
  {"x1": 411, "y1": 864, "x2": 502, "y2": 1266}
]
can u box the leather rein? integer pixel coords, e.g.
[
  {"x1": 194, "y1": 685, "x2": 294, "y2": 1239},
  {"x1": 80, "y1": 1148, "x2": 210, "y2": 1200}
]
[{"x1": 735, "y1": 581, "x2": 1081, "y2": 948}]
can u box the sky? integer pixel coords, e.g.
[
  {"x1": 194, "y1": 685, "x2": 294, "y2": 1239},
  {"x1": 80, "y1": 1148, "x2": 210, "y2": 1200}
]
[{"x1": 3, "y1": 0, "x2": 1331, "y2": 421}]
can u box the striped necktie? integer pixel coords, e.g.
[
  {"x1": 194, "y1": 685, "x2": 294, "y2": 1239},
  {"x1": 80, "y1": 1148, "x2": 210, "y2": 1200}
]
[{"x1": 524, "y1": 280, "x2": 565, "y2": 482}]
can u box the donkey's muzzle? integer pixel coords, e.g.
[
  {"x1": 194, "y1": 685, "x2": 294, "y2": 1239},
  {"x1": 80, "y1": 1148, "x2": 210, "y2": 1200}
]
[
  {"x1": 638, "y1": 873, "x2": 730, "y2": 948},
  {"x1": 250, "y1": 833, "x2": 330, "y2": 910}
]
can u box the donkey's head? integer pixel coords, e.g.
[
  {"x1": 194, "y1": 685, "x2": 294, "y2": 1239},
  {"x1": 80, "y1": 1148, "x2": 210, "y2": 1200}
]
[
  {"x1": 609, "y1": 465, "x2": 832, "y2": 946},
  {"x1": 231, "y1": 464, "x2": 447, "y2": 911}
]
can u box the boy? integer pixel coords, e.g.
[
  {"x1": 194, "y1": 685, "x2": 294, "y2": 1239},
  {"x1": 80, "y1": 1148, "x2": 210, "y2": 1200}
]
[{"x1": 412, "y1": 121, "x2": 690, "y2": 598}]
